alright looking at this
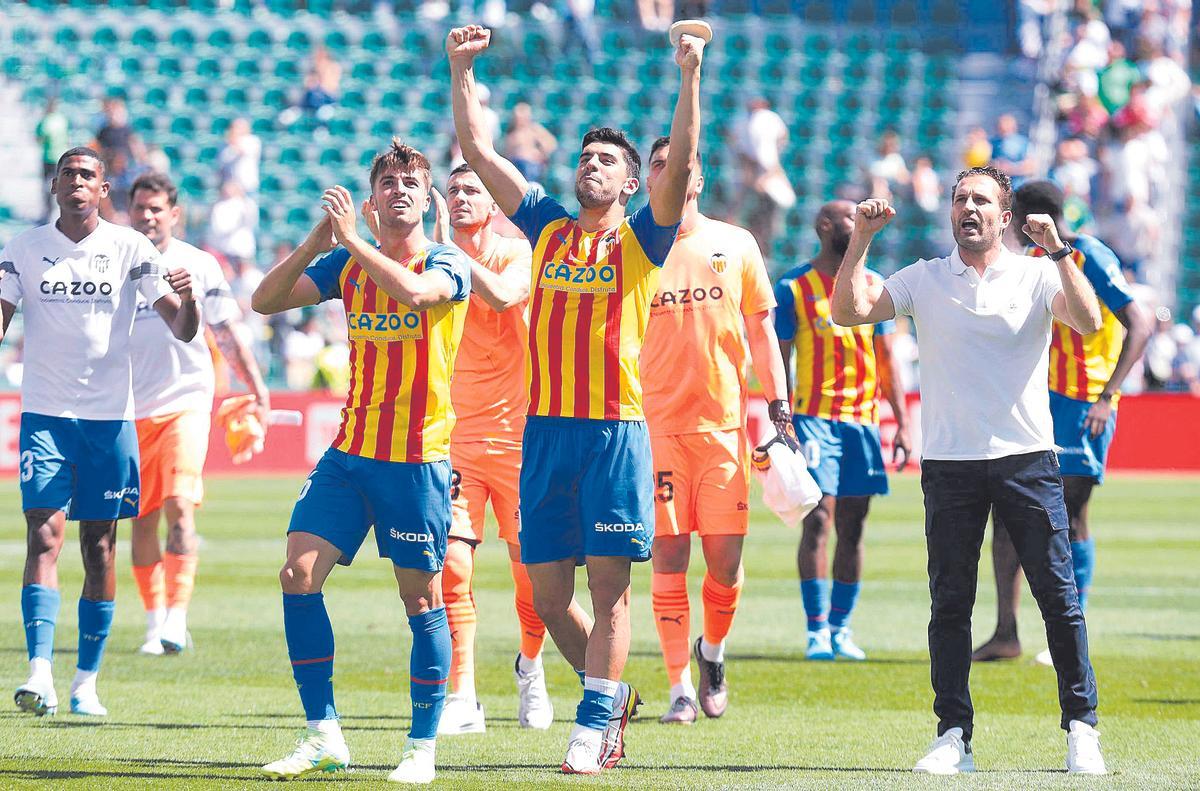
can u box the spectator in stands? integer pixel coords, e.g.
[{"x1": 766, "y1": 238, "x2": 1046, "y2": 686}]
[
  {"x1": 989, "y1": 114, "x2": 1033, "y2": 188},
  {"x1": 962, "y1": 126, "x2": 992, "y2": 169},
  {"x1": 1066, "y1": 93, "x2": 1109, "y2": 140},
  {"x1": 866, "y1": 130, "x2": 909, "y2": 200},
  {"x1": 1049, "y1": 137, "x2": 1098, "y2": 207},
  {"x1": 208, "y1": 180, "x2": 258, "y2": 265},
  {"x1": 298, "y1": 47, "x2": 343, "y2": 124},
  {"x1": 218, "y1": 118, "x2": 262, "y2": 195},
  {"x1": 1064, "y1": 18, "x2": 1111, "y2": 97},
  {"x1": 35, "y1": 97, "x2": 68, "y2": 222},
  {"x1": 283, "y1": 315, "x2": 326, "y2": 390},
  {"x1": 911, "y1": 155, "x2": 941, "y2": 214},
  {"x1": 1016, "y1": 0, "x2": 1054, "y2": 59},
  {"x1": 1140, "y1": 39, "x2": 1191, "y2": 114},
  {"x1": 730, "y1": 97, "x2": 793, "y2": 258},
  {"x1": 1097, "y1": 41, "x2": 1141, "y2": 113},
  {"x1": 93, "y1": 98, "x2": 144, "y2": 176},
  {"x1": 1143, "y1": 309, "x2": 1179, "y2": 390},
  {"x1": 503, "y1": 102, "x2": 557, "y2": 183}
]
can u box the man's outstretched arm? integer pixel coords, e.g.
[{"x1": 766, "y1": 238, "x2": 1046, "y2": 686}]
[
  {"x1": 831, "y1": 199, "x2": 897, "y2": 327},
  {"x1": 448, "y1": 25, "x2": 530, "y2": 216},
  {"x1": 649, "y1": 34, "x2": 705, "y2": 227}
]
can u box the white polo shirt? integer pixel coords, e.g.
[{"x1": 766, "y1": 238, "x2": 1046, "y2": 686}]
[{"x1": 883, "y1": 247, "x2": 1064, "y2": 461}]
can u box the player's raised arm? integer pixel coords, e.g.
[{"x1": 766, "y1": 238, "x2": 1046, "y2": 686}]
[
  {"x1": 830, "y1": 199, "x2": 897, "y2": 326},
  {"x1": 252, "y1": 216, "x2": 335, "y2": 314},
  {"x1": 152, "y1": 269, "x2": 201, "y2": 342},
  {"x1": 325, "y1": 186, "x2": 460, "y2": 311},
  {"x1": 649, "y1": 32, "x2": 704, "y2": 227},
  {"x1": 1024, "y1": 213, "x2": 1103, "y2": 335},
  {"x1": 447, "y1": 25, "x2": 529, "y2": 216}
]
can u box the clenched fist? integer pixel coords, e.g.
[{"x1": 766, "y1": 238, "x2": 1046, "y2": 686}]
[
  {"x1": 1022, "y1": 213, "x2": 1065, "y2": 254},
  {"x1": 854, "y1": 198, "x2": 895, "y2": 235},
  {"x1": 675, "y1": 33, "x2": 705, "y2": 71},
  {"x1": 447, "y1": 25, "x2": 491, "y2": 62},
  {"x1": 164, "y1": 267, "x2": 193, "y2": 302}
]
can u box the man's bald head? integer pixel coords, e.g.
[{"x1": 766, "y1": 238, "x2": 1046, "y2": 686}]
[{"x1": 816, "y1": 200, "x2": 856, "y2": 257}]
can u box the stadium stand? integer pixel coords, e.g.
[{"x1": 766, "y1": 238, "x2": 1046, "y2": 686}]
[{"x1": 0, "y1": 4, "x2": 958, "y2": 272}]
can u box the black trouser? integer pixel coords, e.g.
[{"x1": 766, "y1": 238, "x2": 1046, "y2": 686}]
[{"x1": 921, "y1": 451, "x2": 1099, "y2": 742}]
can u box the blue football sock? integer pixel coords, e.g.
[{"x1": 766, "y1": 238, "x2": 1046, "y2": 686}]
[
  {"x1": 283, "y1": 592, "x2": 337, "y2": 722},
  {"x1": 409, "y1": 607, "x2": 451, "y2": 740},
  {"x1": 76, "y1": 598, "x2": 114, "y2": 673},
  {"x1": 828, "y1": 581, "x2": 861, "y2": 632},
  {"x1": 575, "y1": 676, "x2": 618, "y2": 731},
  {"x1": 1071, "y1": 538, "x2": 1095, "y2": 613},
  {"x1": 21, "y1": 585, "x2": 60, "y2": 662},
  {"x1": 800, "y1": 578, "x2": 830, "y2": 631}
]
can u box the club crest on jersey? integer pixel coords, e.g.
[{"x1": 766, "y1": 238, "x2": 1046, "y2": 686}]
[
  {"x1": 539, "y1": 260, "x2": 618, "y2": 295},
  {"x1": 709, "y1": 252, "x2": 728, "y2": 275},
  {"x1": 91, "y1": 254, "x2": 110, "y2": 274},
  {"x1": 347, "y1": 310, "x2": 423, "y2": 342}
]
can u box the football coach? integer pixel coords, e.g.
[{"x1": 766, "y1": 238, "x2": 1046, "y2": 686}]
[{"x1": 828, "y1": 165, "x2": 1106, "y2": 776}]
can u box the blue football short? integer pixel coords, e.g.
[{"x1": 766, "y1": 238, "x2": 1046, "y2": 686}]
[
  {"x1": 791, "y1": 414, "x2": 889, "y2": 498},
  {"x1": 288, "y1": 447, "x2": 451, "y2": 572},
  {"x1": 1050, "y1": 390, "x2": 1116, "y2": 483},
  {"x1": 19, "y1": 412, "x2": 140, "y2": 520},
  {"x1": 518, "y1": 416, "x2": 654, "y2": 565}
]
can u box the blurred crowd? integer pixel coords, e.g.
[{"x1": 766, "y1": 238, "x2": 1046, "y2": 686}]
[{"x1": 14, "y1": 2, "x2": 1199, "y2": 397}]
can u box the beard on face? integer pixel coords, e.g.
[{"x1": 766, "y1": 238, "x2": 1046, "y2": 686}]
[
  {"x1": 829, "y1": 228, "x2": 851, "y2": 257},
  {"x1": 575, "y1": 176, "x2": 618, "y2": 209},
  {"x1": 952, "y1": 220, "x2": 1001, "y2": 252}
]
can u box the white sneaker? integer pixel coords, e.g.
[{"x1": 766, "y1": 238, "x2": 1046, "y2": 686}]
[
  {"x1": 1034, "y1": 648, "x2": 1054, "y2": 667},
  {"x1": 1066, "y1": 720, "x2": 1106, "y2": 775},
  {"x1": 561, "y1": 725, "x2": 602, "y2": 775},
  {"x1": 805, "y1": 628, "x2": 834, "y2": 661},
  {"x1": 139, "y1": 637, "x2": 165, "y2": 656},
  {"x1": 387, "y1": 737, "x2": 436, "y2": 784},
  {"x1": 436, "y1": 693, "x2": 485, "y2": 735},
  {"x1": 69, "y1": 690, "x2": 108, "y2": 716},
  {"x1": 913, "y1": 727, "x2": 975, "y2": 774},
  {"x1": 261, "y1": 728, "x2": 350, "y2": 780},
  {"x1": 831, "y1": 628, "x2": 867, "y2": 661},
  {"x1": 160, "y1": 608, "x2": 188, "y2": 654},
  {"x1": 514, "y1": 654, "x2": 554, "y2": 730},
  {"x1": 14, "y1": 676, "x2": 57, "y2": 717}
]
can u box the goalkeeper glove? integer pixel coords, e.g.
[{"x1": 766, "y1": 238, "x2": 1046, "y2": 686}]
[{"x1": 754, "y1": 399, "x2": 801, "y2": 466}]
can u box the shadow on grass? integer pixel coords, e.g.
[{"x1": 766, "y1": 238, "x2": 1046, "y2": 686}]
[
  {"x1": 1132, "y1": 698, "x2": 1200, "y2": 705},
  {"x1": 626, "y1": 649, "x2": 927, "y2": 666},
  {"x1": 1124, "y1": 633, "x2": 1200, "y2": 642}
]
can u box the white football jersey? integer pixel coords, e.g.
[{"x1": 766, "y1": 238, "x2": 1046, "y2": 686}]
[
  {"x1": 0, "y1": 219, "x2": 174, "y2": 420},
  {"x1": 130, "y1": 238, "x2": 240, "y2": 418}
]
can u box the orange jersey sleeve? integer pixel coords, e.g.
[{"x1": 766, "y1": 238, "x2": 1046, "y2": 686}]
[
  {"x1": 641, "y1": 217, "x2": 774, "y2": 435},
  {"x1": 450, "y1": 235, "x2": 532, "y2": 442}
]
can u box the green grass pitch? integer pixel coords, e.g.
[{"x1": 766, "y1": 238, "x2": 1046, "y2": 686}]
[{"x1": 0, "y1": 474, "x2": 1197, "y2": 789}]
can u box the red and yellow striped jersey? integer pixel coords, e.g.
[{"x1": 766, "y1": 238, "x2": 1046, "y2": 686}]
[
  {"x1": 1030, "y1": 236, "x2": 1134, "y2": 404},
  {"x1": 773, "y1": 263, "x2": 892, "y2": 425},
  {"x1": 509, "y1": 187, "x2": 679, "y2": 421},
  {"x1": 304, "y1": 244, "x2": 471, "y2": 462}
]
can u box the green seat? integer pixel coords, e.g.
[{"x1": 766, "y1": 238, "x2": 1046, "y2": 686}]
[
  {"x1": 324, "y1": 30, "x2": 350, "y2": 51},
  {"x1": 252, "y1": 117, "x2": 275, "y2": 135},
  {"x1": 362, "y1": 31, "x2": 388, "y2": 51},
  {"x1": 131, "y1": 26, "x2": 157, "y2": 49},
  {"x1": 224, "y1": 87, "x2": 249, "y2": 108},
  {"x1": 144, "y1": 86, "x2": 169, "y2": 107},
  {"x1": 159, "y1": 57, "x2": 183, "y2": 79},
  {"x1": 246, "y1": 29, "x2": 272, "y2": 50},
  {"x1": 279, "y1": 146, "x2": 303, "y2": 165},
  {"x1": 170, "y1": 116, "x2": 197, "y2": 136},
  {"x1": 196, "y1": 58, "x2": 222, "y2": 80},
  {"x1": 179, "y1": 173, "x2": 205, "y2": 196},
  {"x1": 235, "y1": 59, "x2": 260, "y2": 79},
  {"x1": 274, "y1": 59, "x2": 300, "y2": 81},
  {"x1": 285, "y1": 30, "x2": 310, "y2": 51},
  {"x1": 208, "y1": 28, "x2": 234, "y2": 50},
  {"x1": 54, "y1": 27, "x2": 81, "y2": 48},
  {"x1": 318, "y1": 147, "x2": 343, "y2": 166},
  {"x1": 169, "y1": 28, "x2": 196, "y2": 50},
  {"x1": 92, "y1": 26, "x2": 119, "y2": 48},
  {"x1": 351, "y1": 61, "x2": 377, "y2": 81}
]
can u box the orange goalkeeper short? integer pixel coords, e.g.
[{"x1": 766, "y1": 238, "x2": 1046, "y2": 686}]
[
  {"x1": 650, "y1": 428, "x2": 751, "y2": 538},
  {"x1": 449, "y1": 439, "x2": 522, "y2": 545},
  {"x1": 135, "y1": 410, "x2": 211, "y2": 517}
]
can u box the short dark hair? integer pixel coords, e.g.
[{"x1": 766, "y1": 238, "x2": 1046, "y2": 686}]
[
  {"x1": 56, "y1": 146, "x2": 105, "y2": 177},
  {"x1": 369, "y1": 138, "x2": 432, "y2": 189},
  {"x1": 953, "y1": 166, "x2": 1012, "y2": 211},
  {"x1": 130, "y1": 172, "x2": 179, "y2": 206},
  {"x1": 448, "y1": 162, "x2": 475, "y2": 180},
  {"x1": 648, "y1": 136, "x2": 702, "y2": 170},
  {"x1": 581, "y1": 127, "x2": 640, "y2": 182},
  {"x1": 1012, "y1": 180, "x2": 1064, "y2": 221}
]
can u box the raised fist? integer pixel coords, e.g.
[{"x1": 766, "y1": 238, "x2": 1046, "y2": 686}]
[
  {"x1": 854, "y1": 199, "x2": 895, "y2": 235},
  {"x1": 1022, "y1": 213, "x2": 1064, "y2": 253},
  {"x1": 447, "y1": 25, "x2": 491, "y2": 62},
  {"x1": 675, "y1": 33, "x2": 705, "y2": 71}
]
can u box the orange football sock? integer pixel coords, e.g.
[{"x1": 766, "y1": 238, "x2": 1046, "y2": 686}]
[
  {"x1": 509, "y1": 558, "x2": 546, "y2": 660},
  {"x1": 702, "y1": 571, "x2": 744, "y2": 646},
  {"x1": 651, "y1": 572, "x2": 691, "y2": 685},
  {"x1": 163, "y1": 552, "x2": 198, "y2": 609},
  {"x1": 132, "y1": 562, "x2": 165, "y2": 612},
  {"x1": 442, "y1": 544, "x2": 477, "y2": 698}
]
